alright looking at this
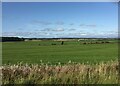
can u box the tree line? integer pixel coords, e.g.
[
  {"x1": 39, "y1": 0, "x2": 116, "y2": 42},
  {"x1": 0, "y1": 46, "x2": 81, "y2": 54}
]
[{"x1": 1, "y1": 37, "x2": 25, "y2": 42}]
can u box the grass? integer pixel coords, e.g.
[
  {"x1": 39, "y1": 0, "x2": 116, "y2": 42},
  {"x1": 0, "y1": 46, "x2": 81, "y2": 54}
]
[
  {"x1": 1, "y1": 39, "x2": 119, "y2": 84},
  {"x1": 2, "y1": 40, "x2": 118, "y2": 64},
  {"x1": 1, "y1": 60, "x2": 119, "y2": 84}
]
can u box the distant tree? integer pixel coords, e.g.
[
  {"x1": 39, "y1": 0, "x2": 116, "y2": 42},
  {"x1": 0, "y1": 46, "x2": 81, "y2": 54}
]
[
  {"x1": 101, "y1": 41, "x2": 104, "y2": 43},
  {"x1": 83, "y1": 42, "x2": 86, "y2": 44},
  {"x1": 51, "y1": 43, "x2": 56, "y2": 45},
  {"x1": 105, "y1": 41, "x2": 110, "y2": 43},
  {"x1": 2, "y1": 37, "x2": 25, "y2": 42}
]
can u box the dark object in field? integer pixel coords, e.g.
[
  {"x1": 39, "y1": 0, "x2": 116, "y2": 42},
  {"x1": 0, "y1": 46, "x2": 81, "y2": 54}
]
[
  {"x1": 51, "y1": 43, "x2": 56, "y2": 45},
  {"x1": 96, "y1": 42, "x2": 100, "y2": 44},
  {"x1": 83, "y1": 42, "x2": 86, "y2": 44},
  {"x1": 105, "y1": 41, "x2": 110, "y2": 43},
  {"x1": 61, "y1": 41, "x2": 64, "y2": 45},
  {"x1": 101, "y1": 41, "x2": 105, "y2": 43},
  {"x1": 38, "y1": 44, "x2": 41, "y2": 46}
]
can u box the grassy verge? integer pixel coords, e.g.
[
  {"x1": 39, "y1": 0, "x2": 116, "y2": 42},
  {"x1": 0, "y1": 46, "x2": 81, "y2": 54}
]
[{"x1": 1, "y1": 60, "x2": 119, "y2": 84}]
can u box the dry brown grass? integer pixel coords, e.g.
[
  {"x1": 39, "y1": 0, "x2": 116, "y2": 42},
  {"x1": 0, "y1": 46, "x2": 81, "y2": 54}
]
[{"x1": 1, "y1": 60, "x2": 119, "y2": 84}]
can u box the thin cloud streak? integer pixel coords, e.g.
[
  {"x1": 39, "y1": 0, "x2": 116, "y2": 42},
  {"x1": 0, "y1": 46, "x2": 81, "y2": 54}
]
[
  {"x1": 80, "y1": 24, "x2": 97, "y2": 28},
  {"x1": 31, "y1": 20, "x2": 52, "y2": 25}
]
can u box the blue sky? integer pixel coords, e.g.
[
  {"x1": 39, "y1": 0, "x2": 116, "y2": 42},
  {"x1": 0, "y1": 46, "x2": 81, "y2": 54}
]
[{"x1": 2, "y1": 2, "x2": 118, "y2": 38}]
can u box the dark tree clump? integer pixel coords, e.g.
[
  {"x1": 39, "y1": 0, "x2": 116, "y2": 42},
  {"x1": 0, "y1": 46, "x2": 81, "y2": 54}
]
[{"x1": 61, "y1": 41, "x2": 64, "y2": 45}]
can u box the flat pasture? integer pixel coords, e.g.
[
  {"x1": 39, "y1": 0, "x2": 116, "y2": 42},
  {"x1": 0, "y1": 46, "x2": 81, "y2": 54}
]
[{"x1": 2, "y1": 39, "x2": 118, "y2": 64}]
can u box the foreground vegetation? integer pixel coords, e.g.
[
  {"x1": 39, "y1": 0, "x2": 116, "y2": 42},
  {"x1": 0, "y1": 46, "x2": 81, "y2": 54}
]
[{"x1": 1, "y1": 60, "x2": 119, "y2": 84}]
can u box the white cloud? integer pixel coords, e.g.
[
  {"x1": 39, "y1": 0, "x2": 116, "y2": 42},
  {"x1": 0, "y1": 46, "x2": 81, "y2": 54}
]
[{"x1": 2, "y1": 30, "x2": 118, "y2": 38}]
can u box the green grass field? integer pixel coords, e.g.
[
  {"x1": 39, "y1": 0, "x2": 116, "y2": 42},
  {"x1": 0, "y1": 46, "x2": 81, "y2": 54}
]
[
  {"x1": 2, "y1": 39, "x2": 119, "y2": 84},
  {"x1": 2, "y1": 39, "x2": 118, "y2": 64}
]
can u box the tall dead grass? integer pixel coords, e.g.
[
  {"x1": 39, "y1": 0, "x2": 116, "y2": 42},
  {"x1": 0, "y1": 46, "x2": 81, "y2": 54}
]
[{"x1": 1, "y1": 60, "x2": 119, "y2": 84}]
